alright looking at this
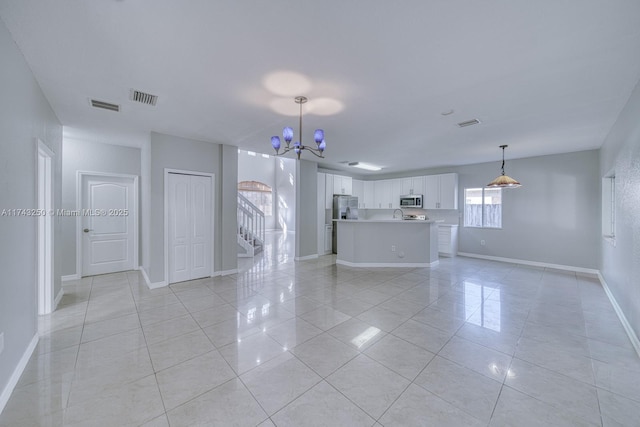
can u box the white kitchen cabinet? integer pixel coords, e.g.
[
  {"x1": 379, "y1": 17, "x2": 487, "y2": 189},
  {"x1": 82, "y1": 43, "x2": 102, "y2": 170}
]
[
  {"x1": 401, "y1": 176, "x2": 425, "y2": 196},
  {"x1": 439, "y1": 173, "x2": 458, "y2": 209},
  {"x1": 391, "y1": 179, "x2": 404, "y2": 209},
  {"x1": 363, "y1": 181, "x2": 375, "y2": 208},
  {"x1": 333, "y1": 175, "x2": 352, "y2": 195},
  {"x1": 324, "y1": 173, "x2": 333, "y2": 209},
  {"x1": 318, "y1": 172, "x2": 326, "y2": 209},
  {"x1": 424, "y1": 173, "x2": 458, "y2": 209},
  {"x1": 438, "y1": 224, "x2": 458, "y2": 257},
  {"x1": 317, "y1": 173, "x2": 327, "y2": 255},
  {"x1": 324, "y1": 225, "x2": 333, "y2": 254},
  {"x1": 352, "y1": 179, "x2": 365, "y2": 208},
  {"x1": 374, "y1": 179, "x2": 393, "y2": 209}
]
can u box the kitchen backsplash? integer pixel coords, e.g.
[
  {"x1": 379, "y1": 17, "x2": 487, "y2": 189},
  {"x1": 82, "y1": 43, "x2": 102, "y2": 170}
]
[{"x1": 358, "y1": 208, "x2": 461, "y2": 225}]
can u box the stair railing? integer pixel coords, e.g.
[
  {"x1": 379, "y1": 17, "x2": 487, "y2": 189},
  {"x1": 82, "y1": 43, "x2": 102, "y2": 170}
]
[{"x1": 237, "y1": 193, "x2": 265, "y2": 251}]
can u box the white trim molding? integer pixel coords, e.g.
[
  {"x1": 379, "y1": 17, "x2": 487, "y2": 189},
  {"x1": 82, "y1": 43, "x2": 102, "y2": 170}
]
[
  {"x1": 53, "y1": 289, "x2": 64, "y2": 311},
  {"x1": 294, "y1": 254, "x2": 319, "y2": 261},
  {"x1": 457, "y1": 252, "x2": 599, "y2": 275},
  {"x1": 0, "y1": 334, "x2": 38, "y2": 414},
  {"x1": 598, "y1": 273, "x2": 640, "y2": 359},
  {"x1": 336, "y1": 260, "x2": 439, "y2": 268},
  {"x1": 61, "y1": 274, "x2": 80, "y2": 282},
  {"x1": 139, "y1": 267, "x2": 167, "y2": 290},
  {"x1": 75, "y1": 171, "x2": 139, "y2": 278},
  {"x1": 215, "y1": 269, "x2": 238, "y2": 277}
]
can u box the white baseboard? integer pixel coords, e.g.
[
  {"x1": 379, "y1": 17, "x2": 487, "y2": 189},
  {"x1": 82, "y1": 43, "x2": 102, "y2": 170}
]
[
  {"x1": 598, "y1": 272, "x2": 640, "y2": 359},
  {"x1": 456, "y1": 252, "x2": 599, "y2": 275},
  {"x1": 139, "y1": 267, "x2": 167, "y2": 289},
  {"x1": 336, "y1": 260, "x2": 439, "y2": 268},
  {"x1": 294, "y1": 254, "x2": 319, "y2": 261},
  {"x1": 61, "y1": 274, "x2": 80, "y2": 282},
  {"x1": 214, "y1": 269, "x2": 238, "y2": 277},
  {"x1": 0, "y1": 333, "x2": 38, "y2": 415},
  {"x1": 53, "y1": 288, "x2": 64, "y2": 311}
]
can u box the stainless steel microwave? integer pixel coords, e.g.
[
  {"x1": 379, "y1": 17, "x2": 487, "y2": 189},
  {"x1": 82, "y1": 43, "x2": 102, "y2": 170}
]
[{"x1": 400, "y1": 195, "x2": 423, "y2": 208}]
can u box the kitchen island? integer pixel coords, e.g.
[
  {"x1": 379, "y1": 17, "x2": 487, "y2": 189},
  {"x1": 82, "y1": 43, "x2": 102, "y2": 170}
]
[{"x1": 333, "y1": 219, "x2": 440, "y2": 267}]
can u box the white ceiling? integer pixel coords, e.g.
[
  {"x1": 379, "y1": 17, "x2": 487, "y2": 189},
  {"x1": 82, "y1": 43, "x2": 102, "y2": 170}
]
[{"x1": 2, "y1": 0, "x2": 640, "y2": 175}]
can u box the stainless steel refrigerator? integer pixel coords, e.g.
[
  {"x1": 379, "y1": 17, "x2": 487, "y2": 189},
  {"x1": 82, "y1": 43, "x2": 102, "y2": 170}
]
[{"x1": 332, "y1": 195, "x2": 358, "y2": 254}]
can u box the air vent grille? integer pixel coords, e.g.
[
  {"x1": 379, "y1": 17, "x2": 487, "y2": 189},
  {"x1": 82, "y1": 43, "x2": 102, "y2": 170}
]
[
  {"x1": 131, "y1": 90, "x2": 158, "y2": 106},
  {"x1": 457, "y1": 118, "x2": 481, "y2": 128},
  {"x1": 90, "y1": 99, "x2": 120, "y2": 112}
]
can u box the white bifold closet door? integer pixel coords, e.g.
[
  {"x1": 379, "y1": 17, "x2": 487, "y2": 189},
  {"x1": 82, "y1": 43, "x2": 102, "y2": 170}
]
[{"x1": 168, "y1": 173, "x2": 212, "y2": 284}]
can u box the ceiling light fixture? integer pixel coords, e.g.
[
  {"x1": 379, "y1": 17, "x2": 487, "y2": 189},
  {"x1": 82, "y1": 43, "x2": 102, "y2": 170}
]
[
  {"x1": 270, "y1": 96, "x2": 325, "y2": 160},
  {"x1": 487, "y1": 145, "x2": 521, "y2": 188},
  {"x1": 348, "y1": 162, "x2": 382, "y2": 171}
]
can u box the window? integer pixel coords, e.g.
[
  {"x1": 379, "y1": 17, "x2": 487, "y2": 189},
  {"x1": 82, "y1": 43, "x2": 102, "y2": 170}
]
[
  {"x1": 464, "y1": 187, "x2": 502, "y2": 228},
  {"x1": 238, "y1": 181, "x2": 273, "y2": 216},
  {"x1": 602, "y1": 173, "x2": 615, "y2": 244}
]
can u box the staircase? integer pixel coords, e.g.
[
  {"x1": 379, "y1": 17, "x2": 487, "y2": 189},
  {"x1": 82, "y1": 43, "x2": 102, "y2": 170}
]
[{"x1": 237, "y1": 193, "x2": 265, "y2": 257}]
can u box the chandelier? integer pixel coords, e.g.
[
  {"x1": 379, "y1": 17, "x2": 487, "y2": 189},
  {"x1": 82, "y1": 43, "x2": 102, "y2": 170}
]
[
  {"x1": 270, "y1": 96, "x2": 326, "y2": 159},
  {"x1": 487, "y1": 145, "x2": 521, "y2": 188}
]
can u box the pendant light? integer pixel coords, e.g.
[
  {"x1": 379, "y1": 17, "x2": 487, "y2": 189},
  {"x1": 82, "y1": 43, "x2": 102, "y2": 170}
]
[{"x1": 487, "y1": 145, "x2": 521, "y2": 188}]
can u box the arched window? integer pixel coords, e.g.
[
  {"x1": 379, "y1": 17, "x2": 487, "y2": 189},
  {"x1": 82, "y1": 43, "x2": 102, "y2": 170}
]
[{"x1": 238, "y1": 181, "x2": 273, "y2": 216}]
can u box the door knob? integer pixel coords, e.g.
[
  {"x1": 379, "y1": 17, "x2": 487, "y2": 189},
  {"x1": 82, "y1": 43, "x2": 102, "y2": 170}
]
[{"x1": 83, "y1": 228, "x2": 92, "y2": 233}]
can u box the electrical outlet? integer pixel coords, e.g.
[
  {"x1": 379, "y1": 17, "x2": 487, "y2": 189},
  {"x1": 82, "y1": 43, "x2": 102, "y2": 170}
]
[
  {"x1": 0, "y1": 332, "x2": 4, "y2": 355},
  {"x1": 480, "y1": 240, "x2": 486, "y2": 246},
  {"x1": 391, "y1": 245, "x2": 396, "y2": 252}
]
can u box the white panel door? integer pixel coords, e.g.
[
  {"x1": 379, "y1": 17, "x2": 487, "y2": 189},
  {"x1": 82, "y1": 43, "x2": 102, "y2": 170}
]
[
  {"x1": 82, "y1": 176, "x2": 135, "y2": 276},
  {"x1": 168, "y1": 173, "x2": 211, "y2": 284},
  {"x1": 190, "y1": 175, "x2": 211, "y2": 279}
]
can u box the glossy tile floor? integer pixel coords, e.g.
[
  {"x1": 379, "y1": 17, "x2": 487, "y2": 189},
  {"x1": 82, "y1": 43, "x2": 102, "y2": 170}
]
[{"x1": 2, "y1": 233, "x2": 640, "y2": 426}]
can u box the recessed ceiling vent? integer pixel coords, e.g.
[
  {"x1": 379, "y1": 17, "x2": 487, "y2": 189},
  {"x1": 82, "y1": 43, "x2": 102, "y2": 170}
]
[
  {"x1": 457, "y1": 118, "x2": 481, "y2": 128},
  {"x1": 90, "y1": 99, "x2": 119, "y2": 112},
  {"x1": 130, "y1": 89, "x2": 158, "y2": 106}
]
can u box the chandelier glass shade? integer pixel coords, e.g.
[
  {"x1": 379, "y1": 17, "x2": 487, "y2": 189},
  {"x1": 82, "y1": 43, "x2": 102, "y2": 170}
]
[
  {"x1": 487, "y1": 145, "x2": 521, "y2": 188},
  {"x1": 270, "y1": 96, "x2": 325, "y2": 159}
]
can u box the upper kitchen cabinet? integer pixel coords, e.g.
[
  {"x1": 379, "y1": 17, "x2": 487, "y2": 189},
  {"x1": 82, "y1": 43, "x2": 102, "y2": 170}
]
[
  {"x1": 323, "y1": 173, "x2": 333, "y2": 209},
  {"x1": 333, "y1": 174, "x2": 352, "y2": 195},
  {"x1": 391, "y1": 179, "x2": 404, "y2": 209},
  {"x1": 424, "y1": 173, "x2": 458, "y2": 209},
  {"x1": 374, "y1": 179, "x2": 393, "y2": 209},
  {"x1": 363, "y1": 181, "x2": 375, "y2": 209},
  {"x1": 352, "y1": 179, "x2": 365, "y2": 209},
  {"x1": 400, "y1": 176, "x2": 425, "y2": 195}
]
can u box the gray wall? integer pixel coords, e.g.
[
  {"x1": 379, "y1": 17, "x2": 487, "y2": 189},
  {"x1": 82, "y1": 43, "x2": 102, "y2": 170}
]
[
  {"x1": 61, "y1": 139, "x2": 141, "y2": 276},
  {"x1": 295, "y1": 160, "x2": 318, "y2": 259},
  {"x1": 600, "y1": 79, "x2": 640, "y2": 342},
  {"x1": 0, "y1": 19, "x2": 62, "y2": 406},
  {"x1": 220, "y1": 145, "x2": 238, "y2": 273},
  {"x1": 275, "y1": 157, "x2": 296, "y2": 232},
  {"x1": 366, "y1": 150, "x2": 601, "y2": 269},
  {"x1": 455, "y1": 150, "x2": 600, "y2": 269},
  {"x1": 238, "y1": 150, "x2": 277, "y2": 230},
  {"x1": 148, "y1": 132, "x2": 237, "y2": 283}
]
